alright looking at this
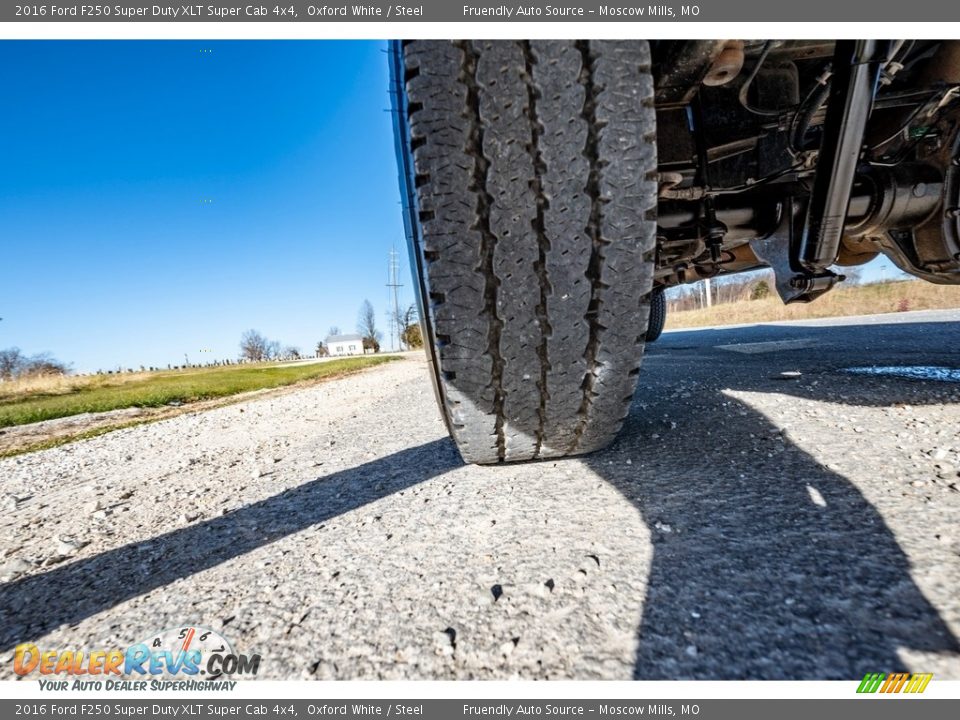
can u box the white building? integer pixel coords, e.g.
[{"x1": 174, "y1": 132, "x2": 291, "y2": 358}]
[{"x1": 326, "y1": 333, "x2": 364, "y2": 357}]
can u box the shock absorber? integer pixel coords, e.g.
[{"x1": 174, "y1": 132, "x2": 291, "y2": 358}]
[
  {"x1": 795, "y1": 40, "x2": 891, "y2": 281},
  {"x1": 688, "y1": 95, "x2": 727, "y2": 266}
]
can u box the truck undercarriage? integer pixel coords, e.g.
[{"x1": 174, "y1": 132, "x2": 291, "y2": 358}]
[{"x1": 653, "y1": 40, "x2": 960, "y2": 303}]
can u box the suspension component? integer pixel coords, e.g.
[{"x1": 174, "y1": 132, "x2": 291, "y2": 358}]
[
  {"x1": 796, "y1": 40, "x2": 891, "y2": 278},
  {"x1": 688, "y1": 96, "x2": 728, "y2": 266}
]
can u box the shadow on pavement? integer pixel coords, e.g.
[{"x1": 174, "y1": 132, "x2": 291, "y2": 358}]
[
  {"x1": 0, "y1": 438, "x2": 462, "y2": 653},
  {"x1": 590, "y1": 317, "x2": 960, "y2": 678}
]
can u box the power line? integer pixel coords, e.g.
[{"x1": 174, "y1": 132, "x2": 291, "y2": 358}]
[{"x1": 386, "y1": 247, "x2": 404, "y2": 351}]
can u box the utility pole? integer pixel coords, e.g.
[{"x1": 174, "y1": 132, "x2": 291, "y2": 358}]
[{"x1": 387, "y1": 247, "x2": 404, "y2": 351}]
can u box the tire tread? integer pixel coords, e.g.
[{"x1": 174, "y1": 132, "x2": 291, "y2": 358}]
[{"x1": 401, "y1": 40, "x2": 657, "y2": 464}]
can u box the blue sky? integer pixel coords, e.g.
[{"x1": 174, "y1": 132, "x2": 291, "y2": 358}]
[{"x1": 0, "y1": 40, "x2": 410, "y2": 372}]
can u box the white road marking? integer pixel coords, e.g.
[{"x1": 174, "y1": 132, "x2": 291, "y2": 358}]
[{"x1": 716, "y1": 338, "x2": 817, "y2": 354}]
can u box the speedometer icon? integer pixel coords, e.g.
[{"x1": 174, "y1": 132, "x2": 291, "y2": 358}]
[{"x1": 134, "y1": 624, "x2": 235, "y2": 679}]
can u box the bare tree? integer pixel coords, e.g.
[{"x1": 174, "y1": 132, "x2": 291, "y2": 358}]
[
  {"x1": 0, "y1": 347, "x2": 24, "y2": 380},
  {"x1": 266, "y1": 340, "x2": 281, "y2": 360},
  {"x1": 239, "y1": 329, "x2": 270, "y2": 362},
  {"x1": 282, "y1": 345, "x2": 302, "y2": 360},
  {"x1": 0, "y1": 347, "x2": 69, "y2": 379},
  {"x1": 328, "y1": 326, "x2": 341, "y2": 337},
  {"x1": 20, "y1": 353, "x2": 70, "y2": 377},
  {"x1": 357, "y1": 299, "x2": 382, "y2": 352},
  {"x1": 315, "y1": 341, "x2": 328, "y2": 358}
]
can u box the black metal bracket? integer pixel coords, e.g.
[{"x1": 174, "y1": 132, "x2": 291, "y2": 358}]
[
  {"x1": 753, "y1": 197, "x2": 843, "y2": 304},
  {"x1": 688, "y1": 96, "x2": 728, "y2": 266}
]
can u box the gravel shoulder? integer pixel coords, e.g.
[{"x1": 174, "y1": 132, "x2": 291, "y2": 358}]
[
  {"x1": 0, "y1": 358, "x2": 404, "y2": 458},
  {"x1": 1, "y1": 320, "x2": 959, "y2": 680}
]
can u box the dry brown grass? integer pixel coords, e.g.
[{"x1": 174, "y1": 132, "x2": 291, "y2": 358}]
[
  {"x1": 0, "y1": 369, "x2": 159, "y2": 402},
  {"x1": 0, "y1": 360, "x2": 325, "y2": 403},
  {"x1": 665, "y1": 279, "x2": 960, "y2": 330},
  {"x1": 0, "y1": 356, "x2": 400, "y2": 432}
]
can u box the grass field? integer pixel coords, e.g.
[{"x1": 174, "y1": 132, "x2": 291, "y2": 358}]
[
  {"x1": 665, "y1": 279, "x2": 960, "y2": 331},
  {"x1": 0, "y1": 356, "x2": 397, "y2": 429}
]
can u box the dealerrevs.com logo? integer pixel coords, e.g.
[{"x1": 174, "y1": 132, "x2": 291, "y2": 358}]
[{"x1": 14, "y1": 625, "x2": 260, "y2": 690}]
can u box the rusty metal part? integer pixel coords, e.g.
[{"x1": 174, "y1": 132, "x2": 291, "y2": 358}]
[
  {"x1": 845, "y1": 163, "x2": 943, "y2": 239},
  {"x1": 924, "y1": 40, "x2": 960, "y2": 85},
  {"x1": 658, "y1": 172, "x2": 685, "y2": 197},
  {"x1": 660, "y1": 186, "x2": 708, "y2": 201},
  {"x1": 866, "y1": 40, "x2": 960, "y2": 150},
  {"x1": 655, "y1": 242, "x2": 764, "y2": 284},
  {"x1": 767, "y1": 41, "x2": 835, "y2": 62},
  {"x1": 655, "y1": 40, "x2": 729, "y2": 107},
  {"x1": 886, "y1": 74, "x2": 960, "y2": 282},
  {"x1": 836, "y1": 236, "x2": 880, "y2": 266},
  {"x1": 703, "y1": 41, "x2": 745, "y2": 87},
  {"x1": 875, "y1": 105, "x2": 960, "y2": 282},
  {"x1": 707, "y1": 136, "x2": 760, "y2": 163},
  {"x1": 657, "y1": 161, "x2": 952, "y2": 287}
]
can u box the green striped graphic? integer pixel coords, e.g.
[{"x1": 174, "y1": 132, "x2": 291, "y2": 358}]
[{"x1": 857, "y1": 672, "x2": 886, "y2": 693}]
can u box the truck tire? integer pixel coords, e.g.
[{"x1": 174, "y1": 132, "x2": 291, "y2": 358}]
[
  {"x1": 390, "y1": 40, "x2": 657, "y2": 464},
  {"x1": 645, "y1": 288, "x2": 667, "y2": 343}
]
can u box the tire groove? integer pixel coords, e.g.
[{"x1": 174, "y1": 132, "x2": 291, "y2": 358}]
[
  {"x1": 569, "y1": 39, "x2": 606, "y2": 455},
  {"x1": 457, "y1": 40, "x2": 507, "y2": 462},
  {"x1": 522, "y1": 40, "x2": 552, "y2": 459}
]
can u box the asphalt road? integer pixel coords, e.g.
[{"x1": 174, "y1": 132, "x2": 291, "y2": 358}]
[{"x1": 2, "y1": 309, "x2": 959, "y2": 680}]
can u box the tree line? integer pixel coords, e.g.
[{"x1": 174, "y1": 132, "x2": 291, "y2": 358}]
[
  {"x1": 665, "y1": 267, "x2": 865, "y2": 313},
  {"x1": 239, "y1": 298, "x2": 423, "y2": 362},
  {"x1": 0, "y1": 347, "x2": 70, "y2": 381},
  {"x1": 0, "y1": 298, "x2": 427, "y2": 380}
]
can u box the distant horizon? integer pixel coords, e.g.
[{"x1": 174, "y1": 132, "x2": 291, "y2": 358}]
[
  {"x1": 0, "y1": 40, "x2": 413, "y2": 374},
  {"x1": 2, "y1": 270, "x2": 921, "y2": 377}
]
